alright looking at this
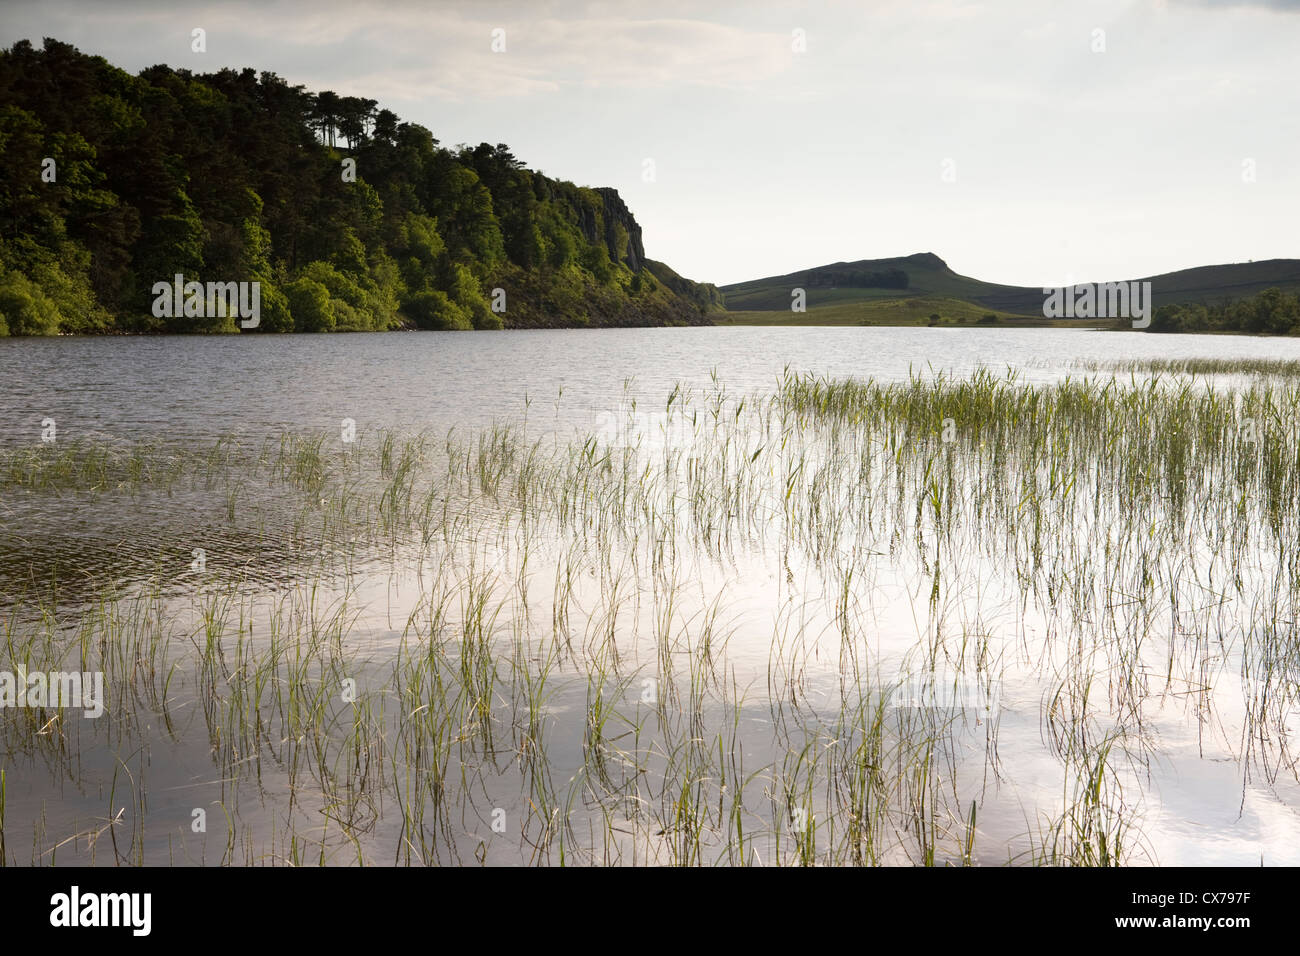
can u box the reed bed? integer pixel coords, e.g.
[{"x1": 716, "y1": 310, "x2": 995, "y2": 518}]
[
  {"x1": 1077, "y1": 356, "x2": 1300, "y2": 377},
  {"x1": 1, "y1": 367, "x2": 1298, "y2": 865}
]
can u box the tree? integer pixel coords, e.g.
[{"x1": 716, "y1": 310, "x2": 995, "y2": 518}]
[
  {"x1": 286, "y1": 276, "x2": 334, "y2": 331},
  {"x1": 337, "y1": 96, "x2": 377, "y2": 149},
  {"x1": 1151, "y1": 304, "x2": 1183, "y2": 333},
  {"x1": 403, "y1": 289, "x2": 470, "y2": 330},
  {"x1": 1255, "y1": 288, "x2": 1298, "y2": 335},
  {"x1": 372, "y1": 108, "x2": 399, "y2": 144},
  {"x1": 312, "y1": 91, "x2": 341, "y2": 147},
  {"x1": 0, "y1": 37, "x2": 724, "y2": 335},
  {"x1": 0, "y1": 270, "x2": 61, "y2": 335}
]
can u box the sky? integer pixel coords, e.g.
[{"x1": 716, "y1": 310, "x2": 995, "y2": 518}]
[{"x1": 3, "y1": 0, "x2": 1298, "y2": 288}]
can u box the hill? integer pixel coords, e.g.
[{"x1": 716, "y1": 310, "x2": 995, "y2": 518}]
[
  {"x1": 0, "y1": 38, "x2": 722, "y2": 335},
  {"x1": 722, "y1": 252, "x2": 1300, "y2": 316},
  {"x1": 721, "y1": 253, "x2": 1025, "y2": 311},
  {"x1": 716, "y1": 296, "x2": 1078, "y2": 328}
]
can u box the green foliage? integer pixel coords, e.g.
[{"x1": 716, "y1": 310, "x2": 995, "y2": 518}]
[
  {"x1": 187, "y1": 295, "x2": 240, "y2": 334},
  {"x1": 546, "y1": 228, "x2": 576, "y2": 270},
  {"x1": 330, "y1": 227, "x2": 369, "y2": 276},
  {"x1": 0, "y1": 37, "x2": 719, "y2": 334},
  {"x1": 0, "y1": 236, "x2": 109, "y2": 333},
  {"x1": 611, "y1": 222, "x2": 630, "y2": 263},
  {"x1": 0, "y1": 270, "x2": 61, "y2": 335},
  {"x1": 445, "y1": 262, "x2": 498, "y2": 329},
  {"x1": 133, "y1": 188, "x2": 206, "y2": 294},
  {"x1": 474, "y1": 308, "x2": 504, "y2": 331},
  {"x1": 300, "y1": 260, "x2": 363, "y2": 309},
  {"x1": 330, "y1": 298, "x2": 364, "y2": 332},
  {"x1": 580, "y1": 242, "x2": 615, "y2": 284},
  {"x1": 257, "y1": 280, "x2": 294, "y2": 332},
  {"x1": 285, "y1": 277, "x2": 335, "y2": 332},
  {"x1": 292, "y1": 258, "x2": 399, "y2": 331},
  {"x1": 1149, "y1": 288, "x2": 1300, "y2": 335},
  {"x1": 0, "y1": 105, "x2": 48, "y2": 239},
  {"x1": 390, "y1": 213, "x2": 446, "y2": 298},
  {"x1": 403, "y1": 289, "x2": 471, "y2": 330}
]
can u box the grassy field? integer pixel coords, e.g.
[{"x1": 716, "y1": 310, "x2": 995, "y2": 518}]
[
  {"x1": 715, "y1": 295, "x2": 1110, "y2": 328},
  {"x1": 2, "y1": 368, "x2": 1298, "y2": 865}
]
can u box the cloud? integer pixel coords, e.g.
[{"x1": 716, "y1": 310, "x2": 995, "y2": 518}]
[
  {"x1": 0, "y1": 2, "x2": 795, "y2": 100},
  {"x1": 518, "y1": 17, "x2": 793, "y2": 91},
  {"x1": 350, "y1": 15, "x2": 796, "y2": 99}
]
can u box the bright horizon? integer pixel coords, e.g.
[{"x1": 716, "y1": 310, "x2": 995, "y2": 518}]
[{"x1": 3, "y1": 0, "x2": 1297, "y2": 289}]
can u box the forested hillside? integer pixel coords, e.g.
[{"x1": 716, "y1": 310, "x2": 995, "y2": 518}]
[{"x1": 0, "y1": 38, "x2": 723, "y2": 335}]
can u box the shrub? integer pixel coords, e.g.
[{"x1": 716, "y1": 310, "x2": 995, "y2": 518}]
[
  {"x1": 0, "y1": 270, "x2": 61, "y2": 335},
  {"x1": 402, "y1": 289, "x2": 471, "y2": 330},
  {"x1": 254, "y1": 280, "x2": 294, "y2": 332},
  {"x1": 285, "y1": 277, "x2": 335, "y2": 332},
  {"x1": 331, "y1": 299, "x2": 365, "y2": 332},
  {"x1": 446, "y1": 262, "x2": 499, "y2": 329},
  {"x1": 473, "y1": 307, "x2": 503, "y2": 330}
]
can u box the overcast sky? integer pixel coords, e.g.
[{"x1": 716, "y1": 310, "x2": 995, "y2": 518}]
[{"x1": 3, "y1": 0, "x2": 1298, "y2": 287}]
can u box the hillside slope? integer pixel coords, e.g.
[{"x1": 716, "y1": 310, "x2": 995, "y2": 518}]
[
  {"x1": 723, "y1": 252, "x2": 1300, "y2": 315},
  {"x1": 0, "y1": 38, "x2": 722, "y2": 335}
]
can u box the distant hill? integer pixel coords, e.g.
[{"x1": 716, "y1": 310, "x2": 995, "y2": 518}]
[{"x1": 721, "y1": 252, "x2": 1300, "y2": 315}]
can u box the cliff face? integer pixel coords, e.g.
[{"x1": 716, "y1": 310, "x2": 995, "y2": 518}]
[
  {"x1": 488, "y1": 254, "x2": 725, "y2": 329},
  {"x1": 488, "y1": 175, "x2": 724, "y2": 329},
  {"x1": 574, "y1": 188, "x2": 646, "y2": 273},
  {"x1": 589, "y1": 189, "x2": 725, "y2": 314}
]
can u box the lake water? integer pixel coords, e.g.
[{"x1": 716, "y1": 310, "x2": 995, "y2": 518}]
[
  {"x1": 7, "y1": 326, "x2": 1300, "y2": 445},
  {"x1": 4, "y1": 326, "x2": 1300, "y2": 867}
]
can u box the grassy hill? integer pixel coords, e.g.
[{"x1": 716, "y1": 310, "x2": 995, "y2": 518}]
[
  {"x1": 720, "y1": 252, "x2": 1300, "y2": 318},
  {"x1": 716, "y1": 295, "x2": 1110, "y2": 328},
  {"x1": 721, "y1": 253, "x2": 1031, "y2": 311}
]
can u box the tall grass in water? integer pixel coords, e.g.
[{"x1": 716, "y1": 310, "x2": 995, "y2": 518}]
[
  {"x1": 1077, "y1": 357, "x2": 1300, "y2": 377},
  {"x1": 2, "y1": 366, "x2": 1298, "y2": 865}
]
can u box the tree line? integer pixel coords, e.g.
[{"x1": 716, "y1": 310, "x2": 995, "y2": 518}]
[
  {"x1": 0, "y1": 38, "x2": 719, "y2": 336},
  {"x1": 1148, "y1": 288, "x2": 1300, "y2": 335}
]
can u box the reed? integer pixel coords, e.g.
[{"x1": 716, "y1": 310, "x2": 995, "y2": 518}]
[{"x1": 2, "y1": 365, "x2": 1297, "y2": 865}]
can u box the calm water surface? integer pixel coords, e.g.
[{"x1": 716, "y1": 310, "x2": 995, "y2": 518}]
[
  {"x1": 6, "y1": 326, "x2": 1300, "y2": 444},
  {"x1": 4, "y1": 327, "x2": 1300, "y2": 867}
]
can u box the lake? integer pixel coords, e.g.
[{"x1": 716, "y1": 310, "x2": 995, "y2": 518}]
[
  {"x1": 3, "y1": 326, "x2": 1300, "y2": 867},
  {"x1": 9, "y1": 326, "x2": 1300, "y2": 444}
]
